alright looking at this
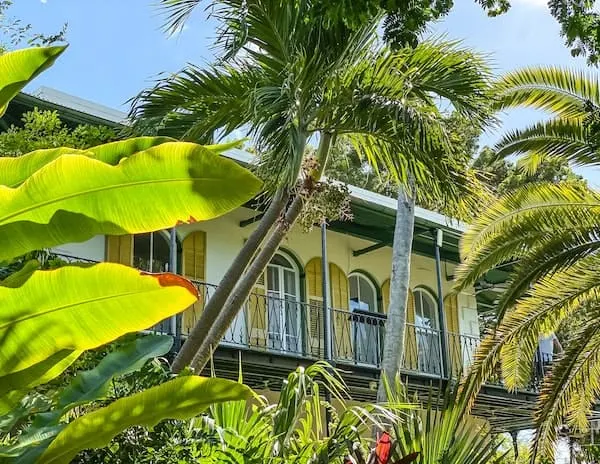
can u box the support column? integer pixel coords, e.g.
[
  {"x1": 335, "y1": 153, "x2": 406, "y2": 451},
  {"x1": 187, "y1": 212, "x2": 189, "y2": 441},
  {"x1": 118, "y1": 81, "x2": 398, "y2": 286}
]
[
  {"x1": 321, "y1": 222, "x2": 333, "y2": 435},
  {"x1": 170, "y1": 228, "x2": 181, "y2": 350},
  {"x1": 433, "y1": 228, "x2": 450, "y2": 378}
]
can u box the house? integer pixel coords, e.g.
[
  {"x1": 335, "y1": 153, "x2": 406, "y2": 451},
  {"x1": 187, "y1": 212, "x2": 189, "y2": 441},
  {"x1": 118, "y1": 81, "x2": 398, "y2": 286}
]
[{"x1": 3, "y1": 87, "x2": 547, "y2": 432}]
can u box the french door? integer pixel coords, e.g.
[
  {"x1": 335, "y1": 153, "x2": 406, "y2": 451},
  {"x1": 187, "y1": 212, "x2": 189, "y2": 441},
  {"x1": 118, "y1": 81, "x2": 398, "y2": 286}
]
[{"x1": 266, "y1": 253, "x2": 301, "y2": 354}]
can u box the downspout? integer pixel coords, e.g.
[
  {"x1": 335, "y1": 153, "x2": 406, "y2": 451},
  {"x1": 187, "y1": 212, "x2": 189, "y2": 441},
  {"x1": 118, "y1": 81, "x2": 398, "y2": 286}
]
[
  {"x1": 321, "y1": 222, "x2": 333, "y2": 434},
  {"x1": 433, "y1": 228, "x2": 450, "y2": 378}
]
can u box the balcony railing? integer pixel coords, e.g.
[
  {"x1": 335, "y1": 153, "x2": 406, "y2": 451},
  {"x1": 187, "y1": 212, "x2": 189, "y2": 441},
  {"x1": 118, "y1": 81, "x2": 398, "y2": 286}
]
[{"x1": 148, "y1": 281, "x2": 551, "y2": 390}]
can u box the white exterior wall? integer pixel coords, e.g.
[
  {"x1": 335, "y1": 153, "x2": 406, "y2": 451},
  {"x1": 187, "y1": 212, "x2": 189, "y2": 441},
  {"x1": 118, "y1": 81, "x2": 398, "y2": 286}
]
[
  {"x1": 51, "y1": 235, "x2": 105, "y2": 262},
  {"x1": 178, "y1": 207, "x2": 463, "y2": 304}
]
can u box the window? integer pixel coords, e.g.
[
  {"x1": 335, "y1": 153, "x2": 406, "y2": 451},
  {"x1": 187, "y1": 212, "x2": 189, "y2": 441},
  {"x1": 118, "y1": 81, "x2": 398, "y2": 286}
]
[
  {"x1": 266, "y1": 251, "x2": 301, "y2": 353},
  {"x1": 133, "y1": 232, "x2": 172, "y2": 272},
  {"x1": 349, "y1": 273, "x2": 378, "y2": 313},
  {"x1": 413, "y1": 288, "x2": 441, "y2": 375},
  {"x1": 413, "y1": 288, "x2": 439, "y2": 329}
]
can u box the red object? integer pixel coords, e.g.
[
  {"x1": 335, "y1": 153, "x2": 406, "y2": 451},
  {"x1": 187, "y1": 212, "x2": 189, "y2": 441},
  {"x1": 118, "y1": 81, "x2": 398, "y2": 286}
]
[{"x1": 375, "y1": 432, "x2": 392, "y2": 464}]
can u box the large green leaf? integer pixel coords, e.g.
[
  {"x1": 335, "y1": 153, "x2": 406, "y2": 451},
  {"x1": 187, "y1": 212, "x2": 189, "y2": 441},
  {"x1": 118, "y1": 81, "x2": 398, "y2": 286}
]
[
  {"x1": 86, "y1": 136, "x2": 176, "y2": 164},
  {"x1": 0, "y1": 46, "x2": 66, "y2": 117},
  {"x1": 0, "y1": 141, "x2": 262, "y2": 261},
  {"x1": 0, "y1": 148, "x2": 91, "y2": 188},
  {"x1": 0, "y1": 335, "x2": 174, "y2": 460},
  {"x1": 0, "y1": 351, "x2": 81, "y2": 413},
  {"x1": 0, "y1": 137, "x2": 237, "y2": 189},
  {"x1": 0, "y1": 263, "x2": 197, "y2": 377},
  {"x1": 50, "y1": 334, "x2": 173, "y2": 420},
  {"x1": 38, "y1": 376, "x2": 253, "y2": 464}
]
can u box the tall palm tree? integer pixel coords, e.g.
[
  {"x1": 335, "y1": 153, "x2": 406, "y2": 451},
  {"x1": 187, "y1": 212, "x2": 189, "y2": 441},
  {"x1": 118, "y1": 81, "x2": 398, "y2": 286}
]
[
  {"x1": 454, "y1": 67, "x2": 600, "y2": 462},
  {"x1": 132, "y1": 0, "x2": 493, "y2": 373}
]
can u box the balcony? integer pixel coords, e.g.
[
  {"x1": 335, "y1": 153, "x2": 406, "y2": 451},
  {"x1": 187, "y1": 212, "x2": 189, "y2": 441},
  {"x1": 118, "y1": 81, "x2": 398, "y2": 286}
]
[{"x1": 155, "y1": 281, "x2": 551, "y2": 390}]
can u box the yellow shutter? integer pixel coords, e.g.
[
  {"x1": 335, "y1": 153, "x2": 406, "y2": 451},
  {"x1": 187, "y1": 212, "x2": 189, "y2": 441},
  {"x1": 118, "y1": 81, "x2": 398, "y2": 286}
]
[
  {"x1": 381, "y1": 279, "x2": 390, "y2": 314},
  {"x1": 249, "y1": 270, "x2": 267, "y2": 348},
  {"x1": 329, "y1": 263, "x2": 352, "y2": 361},
  {"x1": 444, "y1": 293, "x2": 461, "y2": 377},
  {"x1": 105, "y1": 235, "x2": 133, "y2": 265},
  {"x1": 404, "y1": 289, "x2": 418, "y2": 371},
  {"x1": 305, "y1": 258, "x2": 324, "y2": 357},
  {"x1": 181, "y1": 231, "x2": 206, "y2": 335}
]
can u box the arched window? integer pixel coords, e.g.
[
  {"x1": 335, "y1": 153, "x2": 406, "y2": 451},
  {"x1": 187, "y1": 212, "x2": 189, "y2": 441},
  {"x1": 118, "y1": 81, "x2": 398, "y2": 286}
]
[
  {"x1": 413, "y1": 287, "x2": 439, "y2": 329},
  {"x1": 413, "y1": 287, "x2": 441, "y2": 375},
  {"x1": 349, "y1": 272, "x2": 378, "y2": 313},
  {"x1": 265, "y1": 251, "x2": 301, "y2": 353}
]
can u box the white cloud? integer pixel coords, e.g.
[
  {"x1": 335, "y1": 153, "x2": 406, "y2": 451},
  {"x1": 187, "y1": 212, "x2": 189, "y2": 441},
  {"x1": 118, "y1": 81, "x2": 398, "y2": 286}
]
[{"x1": 40, "y1": 0, "x2": 47, "y2": 3}]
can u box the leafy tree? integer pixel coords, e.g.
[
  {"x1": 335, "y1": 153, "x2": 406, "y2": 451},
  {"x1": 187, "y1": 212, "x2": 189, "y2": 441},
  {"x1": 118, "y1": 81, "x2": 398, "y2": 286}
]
[
  {"x1": 0, "y1": 0, "x2": 66, "y2": 53},
  {"x1": 138, "y1": 0, "x2": 494, "y2": 375},
  {"x1": 454, "y1": 68, "x2": 600, "y2": 462},
  {"x1": 0, "y1": 109, "x2": 116, "y2": 156}
]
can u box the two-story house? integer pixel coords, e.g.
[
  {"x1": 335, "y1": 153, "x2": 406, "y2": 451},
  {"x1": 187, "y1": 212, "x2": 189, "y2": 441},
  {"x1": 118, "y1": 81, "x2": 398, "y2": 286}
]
[{"x1": 3, "y1": 87, "x2": 546, "y2": 433}]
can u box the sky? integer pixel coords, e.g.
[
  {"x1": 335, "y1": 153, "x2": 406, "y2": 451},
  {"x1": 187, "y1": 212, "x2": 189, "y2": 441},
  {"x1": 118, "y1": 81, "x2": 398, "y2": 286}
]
[{"x1": 7, "y1": 0, "x2": 600, "y2": 187}]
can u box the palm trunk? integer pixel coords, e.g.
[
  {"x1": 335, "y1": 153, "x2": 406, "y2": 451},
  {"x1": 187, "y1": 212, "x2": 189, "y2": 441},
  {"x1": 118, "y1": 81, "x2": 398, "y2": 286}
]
[
  {"x1": 189, "y1": 133, "x2": 334, "y2": 372},
  {"x1": 172, "y1": 189, "x2": 289, "y2": 372},
  {"x1": 377, "y1": 181, "x2": 415, "y2": 402}
]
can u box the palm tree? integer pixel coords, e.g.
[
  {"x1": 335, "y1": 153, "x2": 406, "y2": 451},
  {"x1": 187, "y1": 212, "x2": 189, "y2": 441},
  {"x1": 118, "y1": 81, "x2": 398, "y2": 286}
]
[
  {"x1": 454, "y1": 67, "x2": 600, "y2": 462},
  {"x1": 132, "y1": 0, "x2": 493, "y2": 374}
]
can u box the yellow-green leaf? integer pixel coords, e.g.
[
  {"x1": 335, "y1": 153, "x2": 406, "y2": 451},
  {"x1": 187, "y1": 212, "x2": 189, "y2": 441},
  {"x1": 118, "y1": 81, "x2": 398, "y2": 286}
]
[
  {"x1": 0, "y1": 141, "x2": 262, "y2": 261},
  {"x1": 39, "y1": 376, "x2": 253, "y2": 464},
  {"x1": 0, "y1": 263, "x2": 197, "y2": 377},
  {"x1": 0, "y1": 148, "x2": 91, "y2": 188},
  {"x1": 87, "y1": 136, "x2": 175, "y2": 164},
  {"x1": 0, "y1": 351, "x2": 81, "y2": 414},
  {"x1": 0, "y1": 46, "x2": 67, "y2": 117}
]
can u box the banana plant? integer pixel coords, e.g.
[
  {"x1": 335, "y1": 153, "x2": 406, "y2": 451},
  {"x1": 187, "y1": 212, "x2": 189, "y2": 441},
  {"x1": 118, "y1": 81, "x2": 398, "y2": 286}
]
[
  {"x1": 0, "y1": 46, "x2": 66, "y2": 117},
  {"x1": 0, "y1": 46, "x2": 261, "y2": 462}
]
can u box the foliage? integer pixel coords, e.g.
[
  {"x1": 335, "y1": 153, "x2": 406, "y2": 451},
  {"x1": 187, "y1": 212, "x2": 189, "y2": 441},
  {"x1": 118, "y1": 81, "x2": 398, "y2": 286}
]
[
  {"x1": 370, "y1": 377, "x2": 506, "y2": 464},
  {"x1": 137, "y1": 1, "x2": 493, "y2": 204},
  {"x1": 0, "y1": 46, "x2": 65, "y2": 117},
  {"x1": 473, "y1": 146, "x2": 586, "y2": 194},
  {"x1": 0, "y1": 1, "x2": 66, "y2": 53},
  {"x1": 160, "y1": 0, "x2": 509, "y2": 50},
  {"x1": 0, "y1": 109, "x2": 116, "y2": 156},
  {"x1": 0, "y1": 45, "x2": 261, "y2": 461}
]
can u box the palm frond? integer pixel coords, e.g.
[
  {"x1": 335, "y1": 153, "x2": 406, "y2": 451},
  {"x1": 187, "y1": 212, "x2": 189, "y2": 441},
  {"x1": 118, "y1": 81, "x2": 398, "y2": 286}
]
[
  {"x1": 496, "y1": 67, "x2": 600, "y2": 119},
  {"x1": 532, "y1": 318, "x2": 600, "y2": 462},
  {"x1": 495, "y1": 118, "x2": 599, "y2": 167},
  {"x1": 160, "y1": 0, "x2": 202, "y2": 35},
  {"x1": 455, "y1": 182, "x2": 600, "y2": 292}
]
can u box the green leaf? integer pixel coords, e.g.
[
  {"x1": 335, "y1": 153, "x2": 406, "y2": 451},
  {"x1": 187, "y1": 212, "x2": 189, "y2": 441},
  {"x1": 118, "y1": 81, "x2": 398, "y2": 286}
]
[
  {"x1": 0, "y1": 351, "x2": 82, "y2": 413},
  {"x1": 0, "y1": 260, "x2": 40, "y2": 288},
  {"x1": 0, "y1": 263, "x2": 197, "y2": 377},
  {"x1": 52, "y1": 335, "x2": 173, "y2": 419},
  {"x1": 86, "y1": 136, "x2": 176, "y2": 164},
  {"x1": 38, "y1": 376, "x2": 253, "y2": 464},
  {"x1": 0, "y1": 46, "x2": 67, "y2": 117},
  {"x1": 0, "y1": 148, "x2": 91, "y2": 188},
  {"x1": 0, "y1": 141, "x2": 262, "y2": 261}
]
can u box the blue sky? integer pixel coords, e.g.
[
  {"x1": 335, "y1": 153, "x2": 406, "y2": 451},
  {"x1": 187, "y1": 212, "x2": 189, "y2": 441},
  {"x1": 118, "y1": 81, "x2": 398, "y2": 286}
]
[{"x1": 9, "y1": 0, "x2": 600, "y2": 187}]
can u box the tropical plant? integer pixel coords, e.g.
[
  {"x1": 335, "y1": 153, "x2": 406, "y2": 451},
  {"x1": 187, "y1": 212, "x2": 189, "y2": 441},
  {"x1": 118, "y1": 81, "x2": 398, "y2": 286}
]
[
  {"x1": 0, "y1": 46, "x2": 260, "y2": 461},
  {"x1": 370, "y1": 377, "x2": 506, "y2": 464},
  {"x1": 454, "y1": 67, "x2": 600, "y2": 461},
  {"x1": 134, "y1": 0, "x2": 494, "y2": 375}
]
